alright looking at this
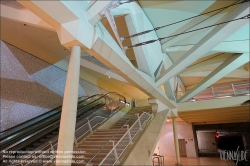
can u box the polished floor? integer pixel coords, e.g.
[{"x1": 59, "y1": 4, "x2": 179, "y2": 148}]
[{"x1": 160, "y1": 157, "x2": 236, "y2": 166}]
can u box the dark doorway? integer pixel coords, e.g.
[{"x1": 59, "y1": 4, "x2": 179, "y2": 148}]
[{"x1": 217, "y1": 136, "x2": 244, "y2": 151}]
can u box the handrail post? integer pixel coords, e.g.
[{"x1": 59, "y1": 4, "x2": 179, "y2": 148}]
[
  {"x1": 124, "y1": 125, "x2": 133, "y2": 144},
  {"x1": 87, "y1": 118, "x2": 93, "y2": 132},
  {"x1": 135, "y1": 113, "x2": 142, "y2": 131},
  {"x1": 231, "y1": 84, "x2": 236, "y2": 95},
  {"x1": 74, "y1": 135, "x2": 78, "y2": 147},
  {"x1": 211, "y1": 87, "x2": 215, "y2": 97},
  {"x1": 49, "y1": 141, "x2": 55, "y2": 156},
  {"x1": 110, "y1": 140, "x2": 120, "y2": 164}
]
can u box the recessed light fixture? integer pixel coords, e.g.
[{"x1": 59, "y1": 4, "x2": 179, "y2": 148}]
[
  {"x1": 64, "y1": 48, "x2": 66, "y2": 50},
  {"x1": 24, "y1": 24, "x2": 27, "y2": 26},
  {"x1": 141, "y1": 97, "x2": 143, "y2": 98},
  {"x1": 167, "y1": 119, "x2": 169, "y2": 122},
  {"x1": 108, "y1": 76, "x2": 111, "y2": 78}
]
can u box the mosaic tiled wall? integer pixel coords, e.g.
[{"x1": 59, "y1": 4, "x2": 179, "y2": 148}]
[
  {"x1": 0, "y1": 40, "x2": 107, "y2": 131},
  {"x1": 155, "y1": 121, "x2": 197, "y2": 157}
]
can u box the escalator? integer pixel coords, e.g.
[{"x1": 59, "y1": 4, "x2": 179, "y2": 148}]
[{"x1": 0, "y1": 92, "x2": 126, "y2": 164}]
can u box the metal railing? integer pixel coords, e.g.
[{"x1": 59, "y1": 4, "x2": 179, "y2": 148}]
[
  {"x1": 85, "y1": 114, "x2": 134, "y2": 165},
  {"x1": 22, "y1": 103, "x2": 123, "y2": 166},
  {"x1": 175, "y1": 82, "x2": 250, "y2": 101},
  {"x1": 98, "y1": 112, "x2": 152, "y2": 166},
  {"x1": 22, "y1": 116, "x2": 107, "y2": 166}
]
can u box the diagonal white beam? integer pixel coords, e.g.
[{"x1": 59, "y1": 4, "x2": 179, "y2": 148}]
[
  {"x1": 178, "y1": 53, "x2": 249, "y2": 102},
  {"x1": 180, "y1": 68, "x2": 249, "y2": 78},
  {"x1": 155, "y1": 3, "x2": 249, "y2": 87},
  {"x1": 165, "y1": 40, "x2": 250, "y2": 54},
  {"x1": 86, "y1": 0, "x2": 112, "y2": 26},
  {"x1": 164, "y1": 81, "x2": 176, "y2": 101},
  {"x1": 181, "y1": 53, "x2": 232, "y2": 73}
]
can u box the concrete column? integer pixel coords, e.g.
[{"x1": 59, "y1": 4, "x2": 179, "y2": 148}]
[
  {"x1": 56, "y1": 45, "x2": 81, "y2": 165},
  {"x1": 172, "y1": 117, "x2": 182, "y2": 166}
]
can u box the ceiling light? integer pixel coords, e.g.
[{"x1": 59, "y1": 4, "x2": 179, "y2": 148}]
[
  {"x1": 108, "y1": 76, "x2": 111, "y2": 78},
  {"x1": 167, "y1": 119, "x2": 169, "y2": 122},
  {"x1": 23, "y1": 24, "x2": 27, "y2": 26}
]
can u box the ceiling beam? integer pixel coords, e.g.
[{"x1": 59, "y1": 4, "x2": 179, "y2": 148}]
[
  {"x1": 181, "y1": 53, "x2": 231, "y2": 73},
  {"x1": 178, "y1": 95, "x2": 249, "y2": 111},
  {"x1": 178, "y1": 53, "x2": 249, "y2": 102},
  {"x1": 0, "y1": 4, "x2": 54, "y2": 31},
  {"x1": 155, "y1": 4, "x2": 249, "y2": 87},
  {"x1": 180, "y1": 68, "x2": 249, "y2": 78},
  {"x1": 192, "y1": 118, "x2": 248, "y2": 124},
  {"x1": 182, "y1": 112, "x2": 249, "y2": 120},
  {"x1": 164, "y1": 81, "x2": 176, "y2": 101},
  {"x1": 180, "y1": 111, "x2": 249, "y2": 118},
  {"x1": 86, "y1": 0, "x2": 112, "y2": 26},
  {"x1": 165, "y1": 40, "x2": 250, "y2": 54}
]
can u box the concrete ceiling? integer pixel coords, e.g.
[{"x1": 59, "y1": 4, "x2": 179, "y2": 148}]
[
  {"x1": 138, "y1": 0, "x2": 249, "y2": 90},
  {"x1": 0, "y1": 0, "x2": 249, "y2": 125}
]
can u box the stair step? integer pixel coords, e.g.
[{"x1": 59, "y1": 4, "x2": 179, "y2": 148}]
[
  {"x1": 95, "y1": 129, "x2": 127, "y2": 132},
  {"x1": 88, "y1": 135, "x2": 123, "y2": 139},
  {"x1": 83, "y1": 152, "x2": 107, "y2": 158},
  {"x1": 77, "y1": 144, "x2": 113, "y2": 149},
  {"x1": 95, "y1": 128, "x2": 127, "y2": 132},
  {"x1": 86, "y1": 137, "x2": 121, "y2": 141},
  {"x1": 75, "y1": 147, "x2": 112, "y2": 153},
  {"x1": 79, "y1": 140, "x2": 118, "y2": 146}
]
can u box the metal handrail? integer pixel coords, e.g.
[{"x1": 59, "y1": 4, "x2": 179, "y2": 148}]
[
  {"x1": 1, "y1": 92, "x2": 125, "y2": 150},
  {"x1": 0, "y1": 94, "x2": 98, "y2": 136},
  {"x1": 99, "y1": 112, "x2": 152, "y2": 166},
  {"x1": 176, "y1": 82, "x2": 250, "y2": 101},
  {"x1": 23, "y1": 116, "x2": 107, "y2": 166},
  {"x1": 86, "y1": 115, "x2": 133, "y2": 165},
  {"x1": 1, "y1": 121, "x2": 58, "y2": 151}
]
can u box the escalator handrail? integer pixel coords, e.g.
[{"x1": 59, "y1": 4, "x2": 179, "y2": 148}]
[
  {"x1": 0, "y1": 95, "x2": 99, "y2": 139},
  {"x1": 0, "y1": 92, "x2": 126, "y2": 150},
  {"x1": 0, "y1": 100, "x2": 104, "y2": 151}
]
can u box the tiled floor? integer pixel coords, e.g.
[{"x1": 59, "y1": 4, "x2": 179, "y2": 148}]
[{"x1": 161, "y1": 156, "x2": 236, "y2": 166}]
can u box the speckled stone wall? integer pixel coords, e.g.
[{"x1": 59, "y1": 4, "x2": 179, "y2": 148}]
[
  {"x1": 0, "y1": 40, "x2": 107, "y2": 131},
  {"x1": 155, "y1": 121, "x2": 197, "y2": 157}
]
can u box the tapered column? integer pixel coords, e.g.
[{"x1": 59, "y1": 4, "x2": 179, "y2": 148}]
[
  {"x1": 172, "y1": 117, "x2": 182, "y2": 166},
  {"x1": 56, "y1": 46, "x2": 81, "y2": 165}
]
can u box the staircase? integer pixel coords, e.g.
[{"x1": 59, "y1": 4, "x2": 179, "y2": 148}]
[
  {"x1": 72, "y1": 107, "x2": 151, "y2": 166},
  {"x1": 71, "y1": 115, "x2": 138, "y2": 165}
]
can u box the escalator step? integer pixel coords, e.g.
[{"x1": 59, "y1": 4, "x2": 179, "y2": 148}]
[
  {"x1": 52, "y1": 131, "x2": 59, "y2": 135},
  {"x1": 46, "y1": 135, "x2": 54, "y2": 139},
  {"x1": 33, "y1": 143, "x2": 42, "y2": 147},
  {"x1": 40, "y1": 139, "x2": 49, "y2": 143},
  {"x1": 25, "y1": 147, "x2": 34, "y2": 151}
]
